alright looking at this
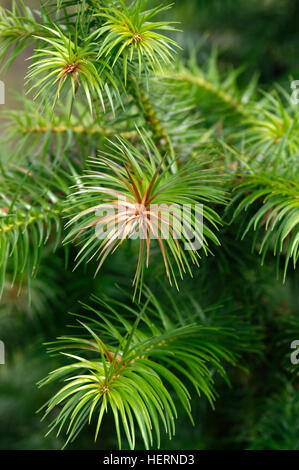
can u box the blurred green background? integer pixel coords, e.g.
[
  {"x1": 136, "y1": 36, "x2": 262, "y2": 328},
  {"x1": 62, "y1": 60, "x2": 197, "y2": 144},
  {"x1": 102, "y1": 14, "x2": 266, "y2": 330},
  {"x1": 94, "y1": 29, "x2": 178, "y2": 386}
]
[{"x1": 0, "y1": 0, "x2": 299, "y2": 450}]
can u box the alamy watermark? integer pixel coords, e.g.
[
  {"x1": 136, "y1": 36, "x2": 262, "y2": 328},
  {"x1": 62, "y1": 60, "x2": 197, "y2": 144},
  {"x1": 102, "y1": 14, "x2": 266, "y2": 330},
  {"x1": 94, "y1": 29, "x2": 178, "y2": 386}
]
[
  {"x1": 290, "y1": 340, "x2": 299, "y2": 365},
  {"x1": 0, "y1": 340, "x2": 5, "y2": 365},
  {"x1": 94, "y1": 199, "x2": 204, "y2": 251},
  {"x1": 291, "y1": 80, "x2": 299, "y2": 105},
  {"x1": 0, "y1": 80, "x2": 4, "y2": 105}
]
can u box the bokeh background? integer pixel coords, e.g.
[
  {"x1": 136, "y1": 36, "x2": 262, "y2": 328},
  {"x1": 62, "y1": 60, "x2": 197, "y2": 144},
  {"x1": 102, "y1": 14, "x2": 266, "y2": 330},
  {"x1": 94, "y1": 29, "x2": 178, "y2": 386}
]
[{"x1": 0, "y1": 0, "x2": 299, "y2": 450}]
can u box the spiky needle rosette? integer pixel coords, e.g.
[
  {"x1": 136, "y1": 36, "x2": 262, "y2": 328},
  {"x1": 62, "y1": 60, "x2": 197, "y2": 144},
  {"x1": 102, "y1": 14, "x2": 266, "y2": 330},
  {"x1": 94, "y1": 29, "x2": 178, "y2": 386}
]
[
  {"x1": 26, "y1": 23, "x2": 119, "y2": 113},
  {"x1": 38, "y1": 289, "x2": 237, "y2": 449},
  {"x1": 95, "y1": 0, "x2": 180, "y2": 82},
  {"x1": 64, "y1": 131, "x2": 226, "y2": 297}
]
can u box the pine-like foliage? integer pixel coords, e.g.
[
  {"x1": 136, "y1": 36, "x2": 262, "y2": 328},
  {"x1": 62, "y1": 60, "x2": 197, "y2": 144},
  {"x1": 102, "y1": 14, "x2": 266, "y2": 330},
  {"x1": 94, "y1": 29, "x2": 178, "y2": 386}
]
[
  {"x1": 64, "y1": 132, "x2": 225, "y2": 296},
  {"x1": 0, "y1": 0, "x2": 298, "y2": 451},
  {"x1": 39, "y1": 290, "x2": 238, "y2": 448}
]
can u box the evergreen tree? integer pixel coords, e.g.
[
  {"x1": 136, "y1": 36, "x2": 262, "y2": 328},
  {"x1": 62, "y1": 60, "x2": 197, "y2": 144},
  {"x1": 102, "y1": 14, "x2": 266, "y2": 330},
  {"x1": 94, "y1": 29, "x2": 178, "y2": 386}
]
[{"x1": 0, "y1": 0, "x2": 298, "y2": 450}]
